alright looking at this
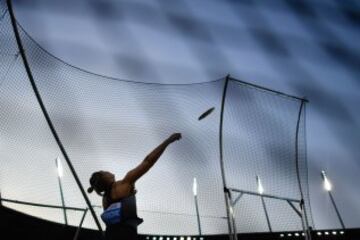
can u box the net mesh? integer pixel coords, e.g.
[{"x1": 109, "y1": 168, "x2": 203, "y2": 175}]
[
  {"x1": 222, "y1": 80, "x2": 312, "y2": 232},
  {"x1": 0, "y1": 1, "x2": 312, "y2": 235}
]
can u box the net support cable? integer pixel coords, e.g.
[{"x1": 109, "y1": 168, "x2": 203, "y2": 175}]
[
  {"x1": 5, "y1": 0, "x2": 104, "y2": 236},
  {"x1": 227, "y1": 188, "x2": 306, "y2": 234},
  {"x1": 228, "y1": 76, "x2": 308, "y2": 103},
  {"x1": 0, "y1": 197, "x2": 86, "y2": 212}
]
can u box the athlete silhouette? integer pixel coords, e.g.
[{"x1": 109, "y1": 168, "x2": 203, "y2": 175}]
[{"x1": 88, "y1": 133, "x2": 182, "y2": 239}]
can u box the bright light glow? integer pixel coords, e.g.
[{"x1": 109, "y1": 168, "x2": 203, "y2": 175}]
[
  {"x1": 340, "y1": 231, "x2": 345, "y2": 235},
  {"x1": 325, "y1": 231, "x2": 329, "y2": 235},
  {"x1": 332, "y1": 231, "x2": 337, "y2": 235},
  {"x1": 193, "y1": 178, "x2": 198, "y2": 196},
  {"x1": 280, "y1": 234, "x2": 284, "y2": 237},
  {"x1": 295, "y1": 232, "x2": 300, "y2": 237},
  {"x1": 256, "y1": 175, "x2": 264, "y2": 194},
  {"x1": 321, "y1": 170, "x2": 332, "y2": 191},
  {"x1": 229, "y1": 205, "x2": 234, "y2": 216},
  {"x1": 317, "y1": 232, "x2": 322, "y2": 236},
  {"x1": 56, "y1": 157, "x2": 63, "y2": 178}
]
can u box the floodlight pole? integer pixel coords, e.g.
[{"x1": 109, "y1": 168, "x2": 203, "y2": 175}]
[
  {"x1": 328, "y1": 192, "x2": 345, "y2": 229},
  {"x1": 193, "y1": 178, "x2": 202, "y2": 236},
  {"x1": 56, "y1": 157, "x2": 68, "y2": 225},
  {"x1": 321, "y1": 171, "x2": 345, "y2": 229},
  {"x1": 261, "y1": 196, "x2": 272, "y2": 232}
]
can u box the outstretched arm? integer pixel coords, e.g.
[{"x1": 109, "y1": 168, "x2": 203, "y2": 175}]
[{"x1": 122, "y1": 133, "x2": 181, "y2": 184}]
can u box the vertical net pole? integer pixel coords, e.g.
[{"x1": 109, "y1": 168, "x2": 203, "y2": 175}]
[
  {"x1": 219, "y1": 75, "x2": 237, "y2": 240},
  {"x1": 295, "y1": 100, "x2": 311, "y2": 240},
  {"x1": 5, "y1": 0, "x2": 104, "y2": 236}
]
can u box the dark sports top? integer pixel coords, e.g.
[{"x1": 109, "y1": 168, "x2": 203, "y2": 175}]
[{"x1": 103, "y1": 193, "x2": 143, "y2": 228}]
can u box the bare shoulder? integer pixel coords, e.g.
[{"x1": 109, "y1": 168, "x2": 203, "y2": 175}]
[{"x1": 111, "y1": 180, "x2": 134, "y2": 200}]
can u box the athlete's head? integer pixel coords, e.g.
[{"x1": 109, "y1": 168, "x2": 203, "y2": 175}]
[{"x1": 87, "y1": 171, "x2": 115, "y2": 196}]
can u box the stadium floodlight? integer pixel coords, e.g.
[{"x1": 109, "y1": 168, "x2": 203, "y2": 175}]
[
  {"x1": 192, "y1": 177, "x2": 202, "y2": 235},
  {"x1": 55, "y1": 157, "x2": 67, "y2": 225},
  {"x1": 256, "y1": 175, "x2": 264, "y2": 195},
  {"x1": 193, "y1": 178, "x2": 198, "y2": 196},
  {"x1": 321, "y1": 170, "x2": 345, "y2": 230},
  {"x1": 321, "y1": 170, "x2": 332, "y2": 191},
  {"x1": 256, "y1": 175, "x2": 272, "y2": 232},
  {"x1": 56, "y1": 156, "x2": 63, "y2": 178}
]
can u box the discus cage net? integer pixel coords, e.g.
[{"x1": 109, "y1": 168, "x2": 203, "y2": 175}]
[{"x1": 0, "y1": 0, "x2": 313, "y2": 238}]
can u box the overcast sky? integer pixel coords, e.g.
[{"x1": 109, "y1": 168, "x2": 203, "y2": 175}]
[{"x1": 5, "y1": 0, "x2": 360, "y2": 231}]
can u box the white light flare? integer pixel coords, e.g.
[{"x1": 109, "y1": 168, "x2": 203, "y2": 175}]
[
  {"x1": 256, "y1": 175, "x2": 264, "y2": 195},
  {"x1": 193, "y1": 177, "x2": 198, "y2": 196},
  {"x1": 56, "y1": 156, "x2": 63, "y2": 178},
  {"x1": 321, "y1": 170, "x2": 332, "y2": 192}
]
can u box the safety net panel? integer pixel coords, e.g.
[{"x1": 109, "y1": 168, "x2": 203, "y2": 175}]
[
  {"x1": 1, "y1": 2, "x2": 228, "y2": 235},
  {"x1": 0, "y1": 1, "x2": 91, "y2": 227},
  {"x1": 0, "y1": 0, "x2": 311, "y2": 235},
  {"x1": 223, "y1": 79, "x2": 312, "y2": 232}
]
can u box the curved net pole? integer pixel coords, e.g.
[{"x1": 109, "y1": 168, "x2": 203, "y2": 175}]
[
  {"x1": 295, "y1": 100, "x2": 311, "y2": 240},
  {"x1": 6, "y1": 0, "x2": 104, "y2": 236},
  {"x1": 219, "y1": 75, "x2": 237, "y2": 240}
]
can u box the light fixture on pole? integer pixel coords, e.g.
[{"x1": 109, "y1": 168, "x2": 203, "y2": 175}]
[
  {"x1": 56, "y1": 156, "x2": 63, "y2": 178},
  {"x1": 193, "y1": 177, "x2": 202, "y2": 236},
  {"x1": 256, "y1": 175, "x2": 264, "y2": 195},
  {"x1": 321, "y1": 170, "x2": 345, "y2": 229},
  {"x1": 256, "y1": 175, "x2": 272, "y2": 232},
  {"x1": 56, "y1": 156, "x2": 68, "y2": 225},
  {"x1": 321, "y1": 171, "x2": 332, "y2": 192}
]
